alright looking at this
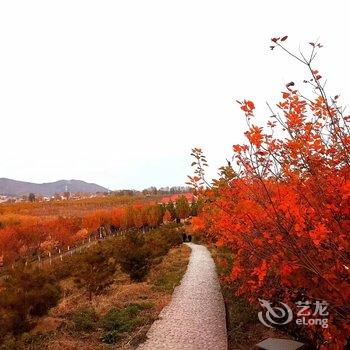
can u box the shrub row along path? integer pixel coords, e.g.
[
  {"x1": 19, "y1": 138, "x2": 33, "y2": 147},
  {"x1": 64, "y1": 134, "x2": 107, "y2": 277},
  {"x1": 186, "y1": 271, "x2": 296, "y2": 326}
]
[{"x1": 138, "y1": 243, "x2": 227, "y2": 350}]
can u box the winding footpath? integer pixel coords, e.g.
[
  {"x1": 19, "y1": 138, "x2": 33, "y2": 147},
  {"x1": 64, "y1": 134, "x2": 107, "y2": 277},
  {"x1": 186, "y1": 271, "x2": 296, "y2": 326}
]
[{"x1": 138, "y1": 243, "x2": 227, "y2": 350}]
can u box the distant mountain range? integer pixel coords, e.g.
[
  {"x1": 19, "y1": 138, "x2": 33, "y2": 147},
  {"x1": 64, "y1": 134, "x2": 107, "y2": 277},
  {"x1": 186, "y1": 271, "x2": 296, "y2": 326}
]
[{"x1": 0, "y1": 178, "x2": 108, "y2": 197}]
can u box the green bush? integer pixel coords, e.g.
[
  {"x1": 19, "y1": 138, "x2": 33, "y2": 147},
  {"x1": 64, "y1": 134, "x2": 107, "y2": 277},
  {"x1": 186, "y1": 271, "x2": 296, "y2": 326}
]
[
  {"x1": 0, "y1": 267, "x2": 61, "y2": 336},
  {"x1": 30, "y1": 283, "x2": 61, "y2": 317},
  {"x1": 114, "y1": 225, "x2": 183, "y2": 281},
  {"x1": 73, "y1": 244, "x2": 117, "y2": 300},
  {"x1": 133, "y1": 301, "x2": 154, "y2": 310},
  {"x1": 51, "y1": 254, "x2": 78, "y2": 280},
  {"x1": 145, "y1": 225, "x2": 183, "y2": 259},
  {"x1": 72, "y1": 308, "x2": 98, "y2": 332},
  {"x1": 99, "y1": 304, "x2": 149, "y2": 344},
  {"x1": 100, "y1": 330, "x2": 120, "y2": 344},
  {"x1": 100, "y1": 305, "x2": 141, "y2": 333},
  {"x1": 115, "y1": 232, "x2": 152, "y2": 282}
]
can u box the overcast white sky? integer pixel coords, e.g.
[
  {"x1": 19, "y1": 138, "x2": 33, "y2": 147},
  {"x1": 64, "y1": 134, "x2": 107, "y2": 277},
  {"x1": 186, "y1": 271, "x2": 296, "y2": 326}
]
[{"x1": 1, "y1": 1, "x2": 349, "y2": 190}]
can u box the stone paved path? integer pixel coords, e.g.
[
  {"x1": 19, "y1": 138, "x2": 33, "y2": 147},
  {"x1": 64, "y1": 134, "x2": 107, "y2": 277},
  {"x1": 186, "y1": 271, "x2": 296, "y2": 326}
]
[{"x1": 138, "y1": 243, "x2": 227, "y2": 350}]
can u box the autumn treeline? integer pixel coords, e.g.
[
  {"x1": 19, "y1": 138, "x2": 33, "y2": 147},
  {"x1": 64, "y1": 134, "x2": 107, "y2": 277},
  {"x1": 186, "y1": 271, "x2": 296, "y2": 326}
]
[
  {"x1": 0, "y1": 193, "x2": 147, "y2": 217},
  {"x1": 0, "y1": 195, "x2": 201, "y2": 266}
]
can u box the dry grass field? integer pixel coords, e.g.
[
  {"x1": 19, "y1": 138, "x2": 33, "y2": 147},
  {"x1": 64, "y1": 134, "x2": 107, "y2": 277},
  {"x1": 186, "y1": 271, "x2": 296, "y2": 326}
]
[{"x1": 19, "y1": 244, "x2": 191, "y2": 350}]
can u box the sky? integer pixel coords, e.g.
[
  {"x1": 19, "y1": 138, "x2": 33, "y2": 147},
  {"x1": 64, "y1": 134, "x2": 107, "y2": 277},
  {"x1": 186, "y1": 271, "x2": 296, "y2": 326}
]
[{"x1": 1, "y1": 1, "x2": 349, "y2": 190}]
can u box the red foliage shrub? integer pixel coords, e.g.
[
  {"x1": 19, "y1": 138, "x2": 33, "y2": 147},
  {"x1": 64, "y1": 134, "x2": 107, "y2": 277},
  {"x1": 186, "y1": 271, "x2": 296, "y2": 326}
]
[{"x1": 189, "y1": 38, "x2": 350, "y2": 349}]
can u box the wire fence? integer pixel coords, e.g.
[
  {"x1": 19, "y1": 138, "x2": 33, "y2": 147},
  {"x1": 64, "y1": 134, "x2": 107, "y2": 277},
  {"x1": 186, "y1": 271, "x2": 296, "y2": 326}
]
[{"x1": 0, "y1": 225, "x2": 155, "y2": 274}]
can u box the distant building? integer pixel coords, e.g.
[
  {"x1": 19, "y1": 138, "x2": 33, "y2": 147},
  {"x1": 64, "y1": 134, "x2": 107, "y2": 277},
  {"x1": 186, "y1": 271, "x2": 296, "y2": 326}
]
[
  {"x1": 0, "y1": 195, "x2": 8, "y2": 203},
  {"x1": 160, "y1": 193, "x2": 194, "y2": 204}
]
